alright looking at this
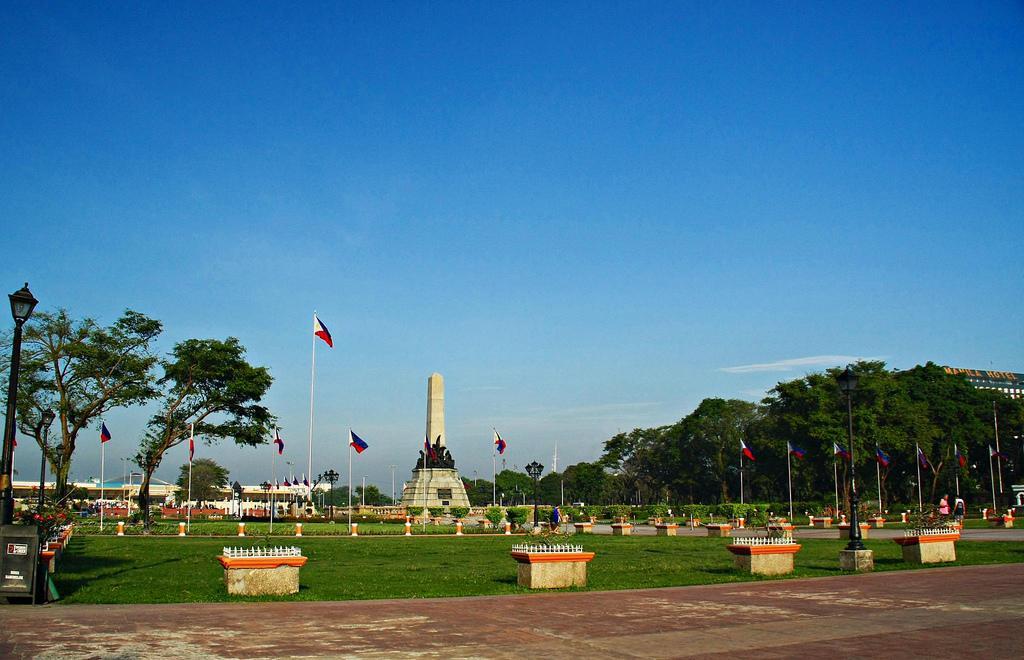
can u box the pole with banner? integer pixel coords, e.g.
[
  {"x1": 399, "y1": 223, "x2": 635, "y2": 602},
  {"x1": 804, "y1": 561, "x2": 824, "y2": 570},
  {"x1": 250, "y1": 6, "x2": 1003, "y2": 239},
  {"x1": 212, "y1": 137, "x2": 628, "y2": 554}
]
[
  {"x1": 99, "y1": 423, "x2": 111, "y2": 531},
  {"x1": 187, "y1": 423, "x2": 194, "y2": 533}
]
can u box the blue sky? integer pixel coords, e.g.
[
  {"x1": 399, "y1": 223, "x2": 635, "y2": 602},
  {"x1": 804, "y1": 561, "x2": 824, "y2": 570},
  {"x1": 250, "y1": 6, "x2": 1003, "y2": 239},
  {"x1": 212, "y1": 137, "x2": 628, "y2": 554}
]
[{"x1": 2, "y1": 3, "x2": 1022, "y2": 491}]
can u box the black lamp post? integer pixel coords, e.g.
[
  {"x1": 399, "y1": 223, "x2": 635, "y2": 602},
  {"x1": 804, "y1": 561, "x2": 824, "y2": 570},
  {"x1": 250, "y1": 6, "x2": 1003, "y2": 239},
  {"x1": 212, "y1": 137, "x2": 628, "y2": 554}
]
[
  {"x1": 36, "y1": 409, "x2": 55, "y2": 512},
  {"x1": 2, "y1": 283, "x2": 39, "y2": 524},
  {"x1": 837, "y1": 365, "x2": 865, "y2": 551},
  {"x1": 525, "y1": 461, "x2": 544, "y2": 528},
  {"x1": 322, "y1": 469, "x2": 339, "y2": 519}
]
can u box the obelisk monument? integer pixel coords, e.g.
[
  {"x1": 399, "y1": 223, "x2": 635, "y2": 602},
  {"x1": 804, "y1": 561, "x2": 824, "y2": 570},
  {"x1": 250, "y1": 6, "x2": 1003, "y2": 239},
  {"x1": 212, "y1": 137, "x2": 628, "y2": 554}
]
[{"x1": 401, "y1": 373, "x2": 471, "y2": 511}]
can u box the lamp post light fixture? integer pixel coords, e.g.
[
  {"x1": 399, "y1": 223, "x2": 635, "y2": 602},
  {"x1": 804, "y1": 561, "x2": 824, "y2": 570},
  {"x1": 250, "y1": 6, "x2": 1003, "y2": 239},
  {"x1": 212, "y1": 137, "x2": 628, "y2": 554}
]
[
  {"x1": 322, "y1": 469, "x2": 339, "y2": 520},
  {"x1": 2, "y1": 283, "x2": 39, "y2": 524},
  {"x1": 36, "y1": 409, "x2": 56, "y2": 512},
  {"x1": 525, "y1": 461, "x2": 544, "y2": 529},
  {"x1": 837, "y1": 365, "x2": 866, "y2": 552}
]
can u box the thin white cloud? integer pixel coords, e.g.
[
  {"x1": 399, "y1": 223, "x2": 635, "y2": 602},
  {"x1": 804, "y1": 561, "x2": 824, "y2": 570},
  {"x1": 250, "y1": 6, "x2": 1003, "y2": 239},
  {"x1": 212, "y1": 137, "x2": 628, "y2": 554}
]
[{"x1": 719, "y1": 355, "x2": 882, "y2": 374}]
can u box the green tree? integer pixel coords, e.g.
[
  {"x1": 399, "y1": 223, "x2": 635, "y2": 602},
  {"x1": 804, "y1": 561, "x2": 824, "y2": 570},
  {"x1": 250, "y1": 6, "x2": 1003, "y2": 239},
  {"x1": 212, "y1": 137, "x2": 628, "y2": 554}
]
[
  {"x1": 3, "y1": 309, "x2": 162, "y2": 498},
  {"x1": 495, "y1": 469, "x2": 532, "y2": 505},
  {"x1": 135, "y1": 337, "x2": 274, "y2": 529},
  {"x1": 561, "y1": 462, "x2": 609, "y2": 505},
  {"x1": 174, "y1": 458, "x2": 229, "y2": 504}
]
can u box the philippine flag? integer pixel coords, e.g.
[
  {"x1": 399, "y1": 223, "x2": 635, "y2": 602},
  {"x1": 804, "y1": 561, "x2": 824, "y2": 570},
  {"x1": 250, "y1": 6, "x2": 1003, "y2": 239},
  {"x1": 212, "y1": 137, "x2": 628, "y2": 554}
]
[
  {"x1": 875, "y1": 446, "x2": 891, "y2": 468},
  {"x1": 274, "y1": 429, "x2": 284, "y2": 455},
  {"x1": 313, "y1": 314, "x2": 333, "y2": 347},
  {"x1": 283, "y1": 478, "x2": 291, "y2": 487},
  {"x1": 955, "y1": 445, "x2": 967, "y2": 468},
  {"x1": 189, "y1": 434, "x2": 195, "y2": 462},
  {"x1": 990, "y1": 445, "x2": 1009, "y2": 460},
  {"x1": 740, "y1": 439, "x2": 755, "y2": 461},
  {"x1": 100, "y1": 423, "x2": 112, "y2": 444},
  {"x1": 787, "y1": 441, "x2": 806, "y2": 460},
  {"x1": 833, "y1": 442, "x2": 851, "y2": 461},
  {"x1": 917, "y1": 446, "x2": 931, "y2": 470},
  {"x1": 494, "y1": 429, "x2": 507, "y2": 455},
  {"x1": 303, "y1": 474, "x2": 310, "y2": 487},
  {"x1": 349, "y1": 430, "x2": 369, "y2": 454}
]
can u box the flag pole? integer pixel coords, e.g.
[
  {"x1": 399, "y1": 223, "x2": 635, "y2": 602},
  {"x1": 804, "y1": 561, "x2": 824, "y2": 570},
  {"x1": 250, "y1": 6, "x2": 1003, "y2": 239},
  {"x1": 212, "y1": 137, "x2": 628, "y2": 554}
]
[
  {"x1": 739, "y1": 446, "x2": 744, "y2": 505},
  {"x1": 307, "y1": 312, "x2": 317, "y2": 500},
  {"x1": 347, "y1": 432, "x2": 353, "y2": 531},
  {"x1": 833, "y1": 455, "x2": 839, "y2": 513},
  {"x1": 993, "y1": 402, "x2": 1003, "y2": 494},
  {"x1": 492, "y1": 428, "x2": 497, "y2": 506},
  {"x1": 953, "y1": 443, "x2": 960, "y2": 499},
  {"x1": 876, "y1": 458, "x2": 882, "y2": 512},
  {"x1": 915, "y1": 443, "x2": 923, "y2": 512},
  {"x1": 270, "y1": 436, "x2": 276, "y2": 534},
  {"x1": 786, "y1": 447, "x2": 793, "y2": 521},
  {"x1": 988, "y1": 448, "x2": 996, "y2": 512},
  {"x1": 187, "y1": 423, "x2": 193, "y2": 533},
  {"x1": 100, "y1": 430, "x2": 105, "y2": 532}
]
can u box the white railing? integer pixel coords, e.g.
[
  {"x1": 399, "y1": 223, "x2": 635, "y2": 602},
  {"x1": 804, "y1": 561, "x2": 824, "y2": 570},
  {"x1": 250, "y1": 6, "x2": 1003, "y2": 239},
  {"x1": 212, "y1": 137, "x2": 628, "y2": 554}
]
[
  {"x1": 511, "y1": 543, "x2": 584, "y2": 553},
  {"x1": 731, "y1": 536, "x2": 797, "y2": 546},
  {"x1": 904, "y1": 527, "x2": 958, "y2": 537},
  {"x1": 222, "y1": 546, "x2": 303, "y2": 558}
]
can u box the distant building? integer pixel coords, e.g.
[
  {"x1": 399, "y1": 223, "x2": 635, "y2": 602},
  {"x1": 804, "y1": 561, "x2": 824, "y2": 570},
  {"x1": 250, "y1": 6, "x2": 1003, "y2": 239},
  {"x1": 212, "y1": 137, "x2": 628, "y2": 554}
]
[{"x1": 943, "y1": 366, "x2": 1023, "y2": 400}]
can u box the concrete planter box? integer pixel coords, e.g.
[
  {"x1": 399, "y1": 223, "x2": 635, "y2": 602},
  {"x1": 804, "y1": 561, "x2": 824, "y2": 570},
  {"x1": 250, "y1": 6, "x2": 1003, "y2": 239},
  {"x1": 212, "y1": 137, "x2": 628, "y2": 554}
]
[
  {"x1": 836, "y1": 523, "x2": 871, "y2": 539},
  {"x1": 705, "y1": 524, "x2": 732, "y2": 538},
  {"x1": 573, "y1": 522, "x2": 593, "y2": 534},
  {"x1": 510, "y1": 545, "x2": 596, "y2": 589},
  {"x1": 218, "y1": 548, "x2": 307, "y2": 596},
  {"x1": 989, "y1": 516, "x2": 1014, "y2": 528},
  {"x1": 810, "y1": 517, "x2": 832, "y2": 528},
  {"x1": 870, "y1": 517, "x2": 886, "y2": 528},
  {"x1": 893, "y1": 532, "x2": 960, "y2": 564},
  {"x1": 767, "y1": 523, "x2": 795, "y2": 534},
  {"x1": 611, "y1": 523, "x2": 633, "y2": 536},
  {"x1": 655, "y1": 523, "x2": 679, "y2": 536},
  {"x1": 726, "y1": 542, "x2": 801, "y2": 575}
]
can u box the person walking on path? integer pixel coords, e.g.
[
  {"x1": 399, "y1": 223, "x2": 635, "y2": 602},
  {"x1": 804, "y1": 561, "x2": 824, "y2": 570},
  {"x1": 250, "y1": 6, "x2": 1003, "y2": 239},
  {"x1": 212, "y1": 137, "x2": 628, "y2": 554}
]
[
  {"x1": 953, "y1": 496, "x2": 966, "y2": 523},
  {"x1": 551, "y1": 505, "x2": 561, "y2": 532},
  {"x1": 939, "y1": 495, "x2": 950, "y2": 516}
]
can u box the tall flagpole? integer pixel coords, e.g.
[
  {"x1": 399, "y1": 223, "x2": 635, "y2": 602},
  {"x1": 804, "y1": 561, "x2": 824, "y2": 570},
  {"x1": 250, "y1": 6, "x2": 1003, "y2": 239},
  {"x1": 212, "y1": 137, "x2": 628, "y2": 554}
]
[
  {"x1": 833, "y1": 457, "x2": 839, "y2": 513},
  {"x1": 100, "y1": 432, "x2": 106, "y2": 532},
  {"x1": 307, "y1": 312, "x2": 317, "y2": 499},
  {"x1": 786, "y1": 448, "x2": 793, "y2": 521},
  {"x1": 953, "y1": 443, "x2": 960, "y2": 499},
  {"x1": 993, "y1": 402, "x2": 1003, "y2": 494},
  {"x1": 988, "y1": 448, "x2": 997, "y2": 511},
  {"x1": 271, "y1": 435, "x2": 276, "y2": 534},
  {"x1": 492, "y1": 429, "x2": 497, "y2": 506},
  {"x1": 187, "y1": 423, "x2": 194, "y2": 533},
  {"x1": 915, "y1": 443, "x2": 923, "y2": 512},
  {"x1": 739, "y1": 448, "x2": 744, "y2": 505},
  {"x1": 876, "y1": 459, "x2": 882, "y2": 512},
  {"x1": 347, "y1": 432, "x2": 353, "y2": 531}
]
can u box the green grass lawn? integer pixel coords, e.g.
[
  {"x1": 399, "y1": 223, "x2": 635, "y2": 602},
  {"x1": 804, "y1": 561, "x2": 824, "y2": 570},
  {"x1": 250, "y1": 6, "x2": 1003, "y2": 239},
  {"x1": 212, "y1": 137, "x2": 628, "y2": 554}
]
[
  {"x1": 53, "y1": 533, "x2": 1024, "y2": 605},
  {"x1": 72, "y1": 519, "x2": 490, "y2": 536}
]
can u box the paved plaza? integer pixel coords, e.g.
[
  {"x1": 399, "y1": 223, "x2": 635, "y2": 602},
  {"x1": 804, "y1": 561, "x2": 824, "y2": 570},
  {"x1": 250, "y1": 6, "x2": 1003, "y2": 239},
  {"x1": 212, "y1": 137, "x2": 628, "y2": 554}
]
[{"x1": 2, "y1": 562, "x2": 1021, "y2": 658}]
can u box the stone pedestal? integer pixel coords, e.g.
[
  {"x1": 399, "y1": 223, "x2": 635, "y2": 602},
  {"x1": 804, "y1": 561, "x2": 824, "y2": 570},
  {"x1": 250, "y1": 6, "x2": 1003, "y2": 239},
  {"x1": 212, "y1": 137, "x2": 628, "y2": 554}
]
[
  {"x1": 839, "y1": 548, "x2": 874, "y2": 572},
  {"x1": 810, "y1": 517, "x2": 832, "y2": 528},
  {"x1": 218, "y1": 556, "x2": 307, "y2": 596},
  {"x1": 705, "y1": 524, "x2": 732, "y2": 538},
  {"x1": 870, "y1": 517, "x2": 885, "y2": 528},
  {"x1": 510, "y1": 551, "x2": 595, "y2": 589},
  {"x1": 894, "y1": 533, "x2": 959, "y2": 564},
  {"x1": 726, "y1": 544, "x2": 801, "y2": 576},
  {"x1": 611, "y1": 523, "x2": 632, "y2": 536},
  {"x1": 837, "y1": 523, "x2": 870, "y2": 539},
  {"x1": 573, "y1": 522, "x2": 593, "y2": 534},
  {"x1": 655, "y1": 523, "x2": 678, "y2": 536}
]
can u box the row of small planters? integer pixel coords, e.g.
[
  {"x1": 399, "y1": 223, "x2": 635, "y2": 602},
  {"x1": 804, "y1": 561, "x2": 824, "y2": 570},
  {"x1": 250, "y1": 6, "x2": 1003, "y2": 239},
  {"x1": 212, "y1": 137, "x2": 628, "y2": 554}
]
[{"x1": 36, "y1": 523, "x2": 74, "y2": 602}]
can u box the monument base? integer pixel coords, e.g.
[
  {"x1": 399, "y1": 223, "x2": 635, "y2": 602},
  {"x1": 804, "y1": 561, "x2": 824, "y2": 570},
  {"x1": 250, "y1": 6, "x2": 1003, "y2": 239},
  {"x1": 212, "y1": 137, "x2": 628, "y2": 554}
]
[
  {"x1": 401, "y1": 467, "x2": 471, "y2": 509},
  {"x1": 839, "y1": 549, "x2": 874, "y2": 572}
]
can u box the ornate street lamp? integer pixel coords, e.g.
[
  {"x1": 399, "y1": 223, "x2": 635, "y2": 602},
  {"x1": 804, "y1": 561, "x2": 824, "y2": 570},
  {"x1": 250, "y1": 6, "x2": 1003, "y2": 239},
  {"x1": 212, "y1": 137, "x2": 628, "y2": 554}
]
[
  {"x1": 2, "y1": 283, "x2": 39, "y2": 524},
  {"x1": 321, "y1": 469, "x2": 339, "y2": 520},
  {"x1": 37, "y1": 409, "x2": 56, "y2": 512},
  {"x1": 525, "y1": 461, "x2": 544, "y2": 529},
  {"x1": 837, "y1": 366, "x2": 865, "y2": 551}
]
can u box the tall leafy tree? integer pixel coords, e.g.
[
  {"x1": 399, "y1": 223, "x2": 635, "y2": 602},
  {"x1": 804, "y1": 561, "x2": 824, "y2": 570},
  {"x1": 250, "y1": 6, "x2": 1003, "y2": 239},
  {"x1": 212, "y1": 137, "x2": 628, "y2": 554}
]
[
  {"x1": 174, "y1": 458, "x2": 229, "y2": 503},
  {"x1": 3, "y1": 310, "x2": 162, "y2": 498},
  {"x1": 135, "y1": 337, "x2": 273, "y2": 529}
]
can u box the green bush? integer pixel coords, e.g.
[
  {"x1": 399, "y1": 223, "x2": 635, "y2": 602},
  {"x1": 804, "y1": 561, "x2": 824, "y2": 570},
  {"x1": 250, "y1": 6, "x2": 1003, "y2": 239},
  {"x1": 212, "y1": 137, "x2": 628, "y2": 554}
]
[
  {"x1": 427, "y1": 507, "x2": 446, "y2": 518},
  {"x1": 605, "y1": 504, "x2": 631, "y2": 520},
  {"x1": 505, "y1": 507, "x2": 530, "y2": 527},
  {"x1": 582, "y1": 505, "x2": 604, "y2": 519},
  {"x1": 449, "y1": 506, "x2": 469, "y2": 520},
  {"x1": 646, "y1": 504, "x2": 669, "y2": 519},
  {"x1": 484, "y1": 507, "x2": 505, "y2": 526}
]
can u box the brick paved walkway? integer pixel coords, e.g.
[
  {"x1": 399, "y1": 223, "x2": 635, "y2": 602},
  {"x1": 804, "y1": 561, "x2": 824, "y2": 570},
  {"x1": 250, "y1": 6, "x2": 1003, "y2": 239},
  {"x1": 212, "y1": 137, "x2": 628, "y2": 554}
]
[{"x1": 2, "y1": 563, "x2": 1021, "y2": 658}]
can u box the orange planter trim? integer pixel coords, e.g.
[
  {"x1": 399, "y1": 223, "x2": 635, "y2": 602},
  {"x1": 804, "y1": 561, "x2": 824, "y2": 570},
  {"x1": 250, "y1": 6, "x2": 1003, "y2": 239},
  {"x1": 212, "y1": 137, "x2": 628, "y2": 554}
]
[
  {"x1": 510, "y1": 552, "x2": 595, "y2": 564},
  {"x1": 726, "y1": 544, "x2": 801, "y2": 556},
  {"x1": 218, "y1": 556, "x2": 308, "y2": 570},
  {"x1": 893, "y1": 533, "x2": 960, "y2": 546}
]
